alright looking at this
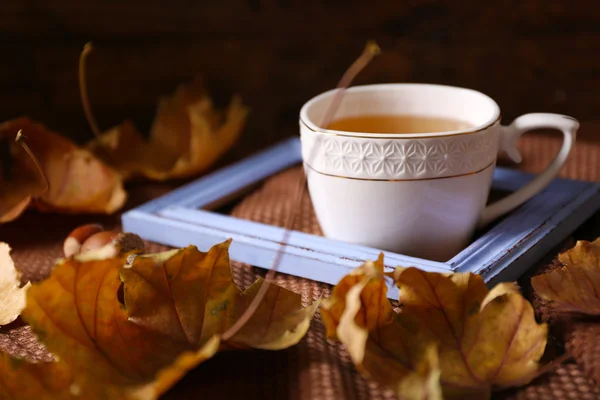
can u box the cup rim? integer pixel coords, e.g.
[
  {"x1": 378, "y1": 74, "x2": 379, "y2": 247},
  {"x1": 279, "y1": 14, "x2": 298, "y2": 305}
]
[{"x1": 299, "y1": 83, "x2": 502, "y2": 138}]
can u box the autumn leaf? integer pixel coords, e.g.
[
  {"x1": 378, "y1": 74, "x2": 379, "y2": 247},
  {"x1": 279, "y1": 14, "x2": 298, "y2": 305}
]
[
  {"x1": 86, "y1": 77, "x2": 249, "y2": 182},
  {"x1": 321, "y1": 255, "x2": 548, "y2": 400},
  {"x1": 321, "y1": 258, "x2": 442, "y2": 400},
  {"x1": 0, "y1": 339, "x2": 221, "y2": 400},
  {"x1": 0, "y1": 240, "x2": 316, "y2": 399},
  {"x1": 0, "y1": 242, "x2": 31, "y2": 327},
  {"x1": 393, "y1": 268, "x2": 548, "y2": 397},
  {"x1": 0, "y1": 126, "x2": 47, "y2": 223},
  {"x1": 0, "y1": 117, "x2": 127, "y2": 223},
  {"x1": 531, "y1": 238, "x2": 600, "y2": 315},
  {"x1": 119, "y1": 240, "x2": 318, "y2": 350}
]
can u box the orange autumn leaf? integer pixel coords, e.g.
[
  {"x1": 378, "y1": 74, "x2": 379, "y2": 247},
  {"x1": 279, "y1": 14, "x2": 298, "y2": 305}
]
[
  {"x1": 120, "y1": 241, "x2": 318, "y2": 350},
  {"x1": 321, "y1": 255, "x2": 548, "y2": 400},
  {"x1": 0, "y1": 126, "x2": 47, "y2": 223},
  {"x1": 0, "y1": 240, "x2": 316, "y2": 399},
  {"x1": 392, "y1": 268, "x2": 547, "y2": 398},
  {"x1": 531, "y1": 238, "x2": 600, "y2": 315},
  {"x1": 0, "y1": 176, "x2": 39, "y2": 224},
  {"x1": 0, "y1": 337, "x2": 221, "y2": 400},
  {"x1": 321, "y1": 258, "x2": 443, "y2": 400},
  {"x1": 0, "y1": 117, "x2": 126, "y2": 223},
  {"x1": 86, "y1": 77, "x2": 249, "y2": 182}
]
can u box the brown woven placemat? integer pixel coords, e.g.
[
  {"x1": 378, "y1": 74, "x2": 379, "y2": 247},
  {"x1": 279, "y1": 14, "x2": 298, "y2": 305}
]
[{"x1": 2, "y1": 132, "x2": 600, "y2": 399}]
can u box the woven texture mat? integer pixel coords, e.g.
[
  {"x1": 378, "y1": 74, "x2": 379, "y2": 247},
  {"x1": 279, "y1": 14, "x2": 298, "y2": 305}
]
[{"x1": 2, "y1": 133, "x2": 600, "y2": 399}]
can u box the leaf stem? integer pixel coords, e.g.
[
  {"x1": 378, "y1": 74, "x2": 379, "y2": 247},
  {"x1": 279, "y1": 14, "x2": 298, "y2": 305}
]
[
  {"x1": 221, "y1": 40, "x2": 381, "y2": 342},
  {"x1": 79, "y1": 42, "x2": 103, "y2": 139},
  {"x1": 15, "y1": 130, "x2": 49, "y2": 194},
  {"x1": 530, "y1": 352, "x2": 572, "y2": 381}
]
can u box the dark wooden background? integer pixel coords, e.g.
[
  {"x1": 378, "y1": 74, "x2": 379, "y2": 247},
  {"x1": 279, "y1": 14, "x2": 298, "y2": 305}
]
[{"x1": 1, "y1": 0, "x2": 598, "y2": 150}]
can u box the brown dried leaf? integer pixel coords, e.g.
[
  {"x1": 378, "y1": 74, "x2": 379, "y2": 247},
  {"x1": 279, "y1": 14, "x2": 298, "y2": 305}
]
[
  {"x1": 87, "y1": 78, "x2": 249, "y2": 182},
  {"x1": 531, "y1": 238, "x2": 600, "y2": 315},
  {"x1": 0, "y1": 124, "x2": 46, "y2": 223},
  {"x1": 0, "y1": 178, "x2": 37, "y2": 223},
  {"x1": 230, "y1": 278, "x2": 319, "y2": 350},
  {"x1": 321, "y1": 255, "x2": 548, "y2": 400},
  {"x1": 321, "y1": 257, "x2": 443, "y2": 400},
  {"x1": 0, "y1": 240, "x2": 315, "y2": 398},
  {"x1": 0, "y1": 242, "x2": 30, "y2": 326},
  {"x1": 0, "y1": 117, "x2": 127, "y2": 222},
  {"x1": 0, "y1": 337, "x2": 221, "y2": 400},
  {"x1": 120, "y1": 240, "x2": 317, "y2": 350}
]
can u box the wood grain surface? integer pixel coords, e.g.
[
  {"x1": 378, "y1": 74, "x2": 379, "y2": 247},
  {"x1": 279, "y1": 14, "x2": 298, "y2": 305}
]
[{"x1": 0, "y1": 0, "x2": 599, "y2": 150}]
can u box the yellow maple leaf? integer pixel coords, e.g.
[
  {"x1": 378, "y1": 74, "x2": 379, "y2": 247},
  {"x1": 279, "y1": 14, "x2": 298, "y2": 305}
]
[
  {"x1": 86, "y1": 77, "x2": 249, "y2": 182},
  {"x1": 321, "y1": 255, "x2": 548, "y2": 400},
  {"x1": 531, "y1": 238, "x2": 600, "y2": 315},
  {"x1": 0, "y1": 240, "x2": 316, "y2": 399},
  {"x1": 0, "y1": 117, "x2": 126, "y2": 223}
]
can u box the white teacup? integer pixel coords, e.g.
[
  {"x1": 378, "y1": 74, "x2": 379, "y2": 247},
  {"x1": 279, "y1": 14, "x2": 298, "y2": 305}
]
[{"x1": 299, "y1": 83, "x2": 578, "y2": 261}]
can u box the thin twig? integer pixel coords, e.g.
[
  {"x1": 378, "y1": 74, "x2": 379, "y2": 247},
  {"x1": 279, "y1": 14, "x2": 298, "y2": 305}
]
[
  {"x1": 15, "y1": 130, "x2": 49, "y2": 194},
  {"x1": 221, "y1": 41, "x2": 382, "y2": 342},
  {"x1": 320, "y1": 40, "x2": 381, "y2": 129},
  {"x1": 532, "y1": 352, "x2": 572, "y2": 380},
  {"x1": 79, "y1": 42, "x2": 103, "y2": 139}
]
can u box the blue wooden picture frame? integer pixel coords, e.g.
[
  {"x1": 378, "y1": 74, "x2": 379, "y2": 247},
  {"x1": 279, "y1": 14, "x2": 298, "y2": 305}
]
[{"x1": 122, "y1": 137, "x2": 600, "y2": 298}]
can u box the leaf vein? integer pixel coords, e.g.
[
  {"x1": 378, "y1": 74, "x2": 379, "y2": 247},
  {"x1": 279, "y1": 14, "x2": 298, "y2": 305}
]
[
  {"x1": 163, "y1": 251, "x2": 192, "y2": 344},
  {"x1": 490, "y1": 296, "x2": 526, "y2": 381},
  {"x1": 423, "y1": 276, "x2": 484, "y2": 385}
]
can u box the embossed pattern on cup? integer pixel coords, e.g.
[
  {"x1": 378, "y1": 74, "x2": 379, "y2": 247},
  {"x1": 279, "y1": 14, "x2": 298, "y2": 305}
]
[{"x1": 301, "y1": 124, "x2": 499, "y2": 180}]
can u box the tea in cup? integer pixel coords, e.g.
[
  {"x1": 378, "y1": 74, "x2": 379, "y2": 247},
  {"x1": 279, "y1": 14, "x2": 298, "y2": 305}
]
[{"x1": 299, "y1": 83, "x2": 578, "y2": 261}]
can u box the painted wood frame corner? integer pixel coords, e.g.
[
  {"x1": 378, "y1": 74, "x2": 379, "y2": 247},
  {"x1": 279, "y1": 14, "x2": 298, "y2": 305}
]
[{"x1": 122, "y1": 137, "x2": 600, "y2": 298}]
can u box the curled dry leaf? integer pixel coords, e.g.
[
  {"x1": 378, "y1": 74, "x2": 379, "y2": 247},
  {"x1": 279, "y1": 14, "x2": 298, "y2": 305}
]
[
  {"x1": 321, "y1": 255, "x2": 548, "y2": 400},
  {"x1": 0, "y1": 242, "x2": 30, "y2": 327},
  {"x1": 531, "y1": 238, "x2": 600, "y2": 315},
  {"x1": 86, "y1": 77, "x2": 249, "y2": 182},
  {"x1": 321, "y1": 259, "x2": 443, "y2": 400},
  {"x1": 0, "y1": 118, "x2": 126, "y2": 223},
  {"x1": 0, "y1": 125, "x2": 46, "y2": 223},
  {"x1": 0, "y1": 240, "x2": 316, "y2": 399}
]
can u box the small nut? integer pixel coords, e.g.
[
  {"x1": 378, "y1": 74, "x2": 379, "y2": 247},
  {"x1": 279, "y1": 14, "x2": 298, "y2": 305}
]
[
  {"x1": 78, "y1": 231, "x2": 146, "y2": 260},
  {"x1": 64, "y1": 224, "x2": 104, "y2": 257},
  {"x1": 80, "y1": 231, "x2": 119, "y2": 254}
]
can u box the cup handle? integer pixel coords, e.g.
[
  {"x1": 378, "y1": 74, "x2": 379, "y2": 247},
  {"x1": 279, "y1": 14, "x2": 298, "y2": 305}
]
[{"x1": 478, "y1": 113, "x2": 579, "y2": 227}]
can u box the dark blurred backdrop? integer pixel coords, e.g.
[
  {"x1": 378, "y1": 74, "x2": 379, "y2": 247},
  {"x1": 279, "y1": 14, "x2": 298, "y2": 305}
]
[{"x1": 1, "y1": 0, "x2": 598, "y2": 150}]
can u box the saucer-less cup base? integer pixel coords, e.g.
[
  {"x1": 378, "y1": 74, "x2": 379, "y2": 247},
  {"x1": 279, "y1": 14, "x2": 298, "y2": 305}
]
[
  {"x1": 300, "y1": 84, "x2": 578, "y2": 261},
  {"x1": 305, "y1": 164, "x2": 495, "y2": 261}
]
